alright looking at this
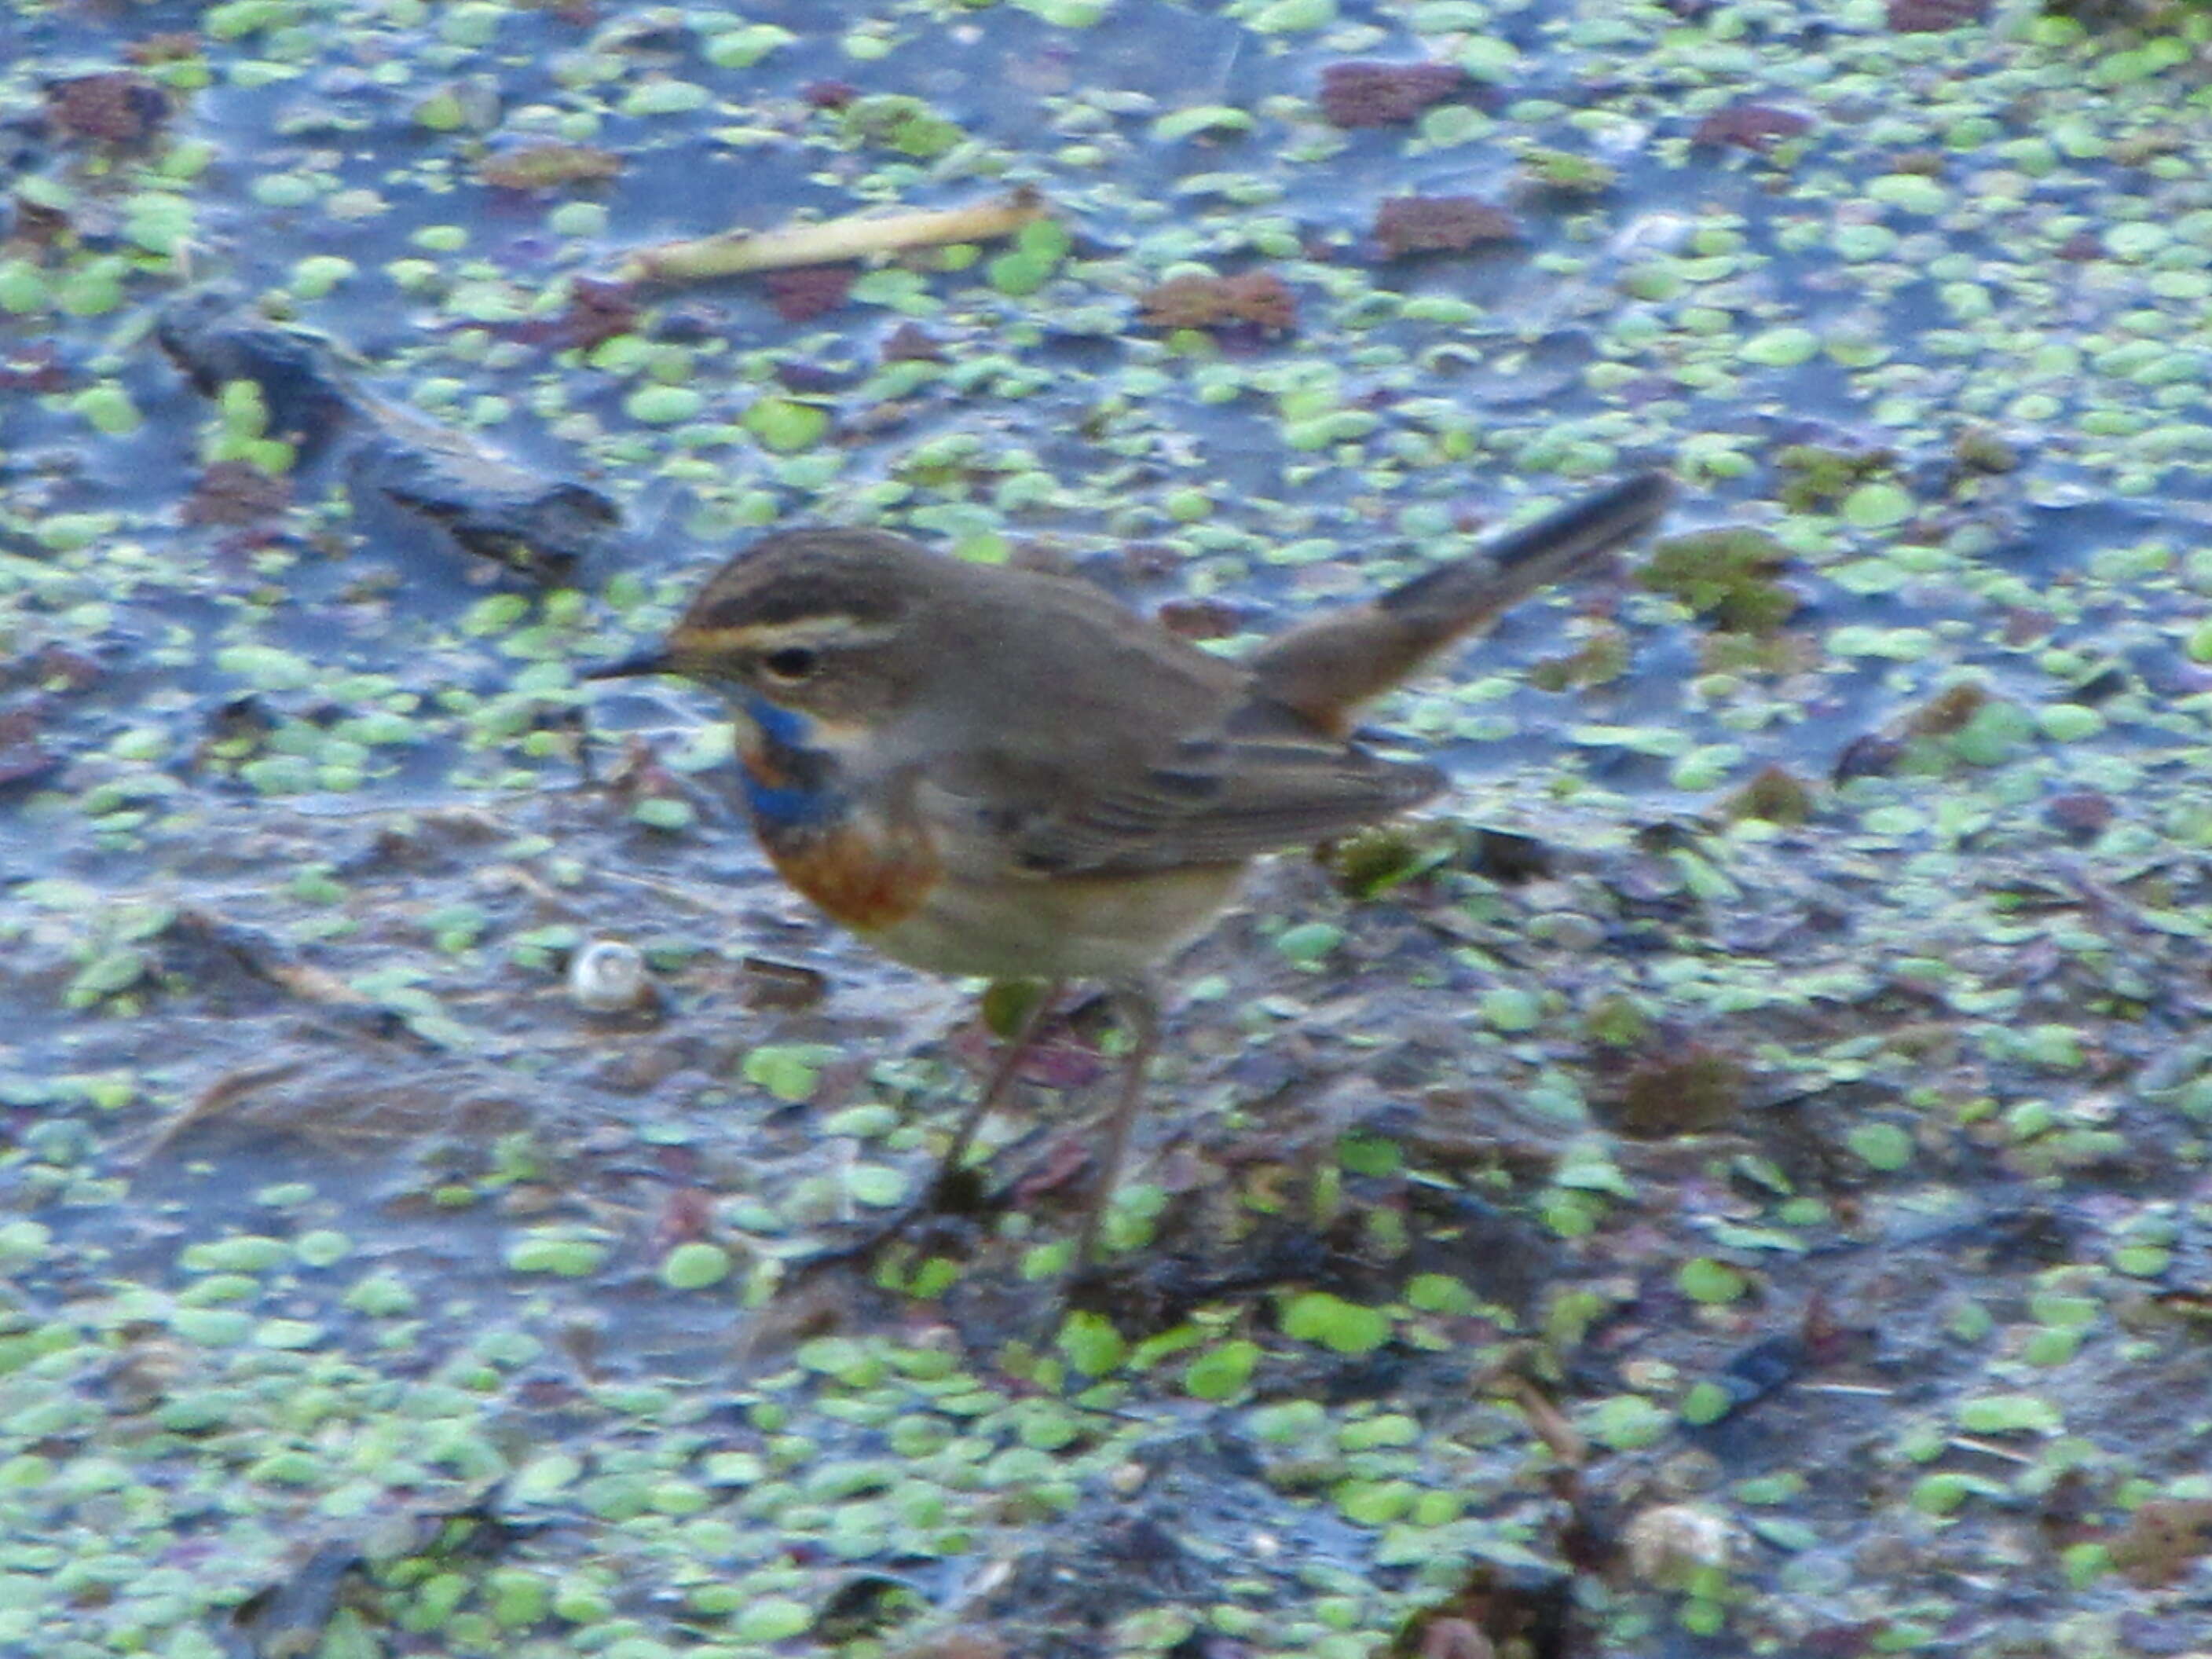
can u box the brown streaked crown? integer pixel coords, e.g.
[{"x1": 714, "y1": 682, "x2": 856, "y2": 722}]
[
  {"x1": 635, "y1": 526, "x2": 963, "y2": 720},
  {"x1": 677, "y1": 528, "x2": 931, "y2": 635}
]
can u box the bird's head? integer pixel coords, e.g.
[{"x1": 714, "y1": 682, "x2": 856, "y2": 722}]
[{"x1": 588, "y1": 528, "x2": 947, "y2": 729}]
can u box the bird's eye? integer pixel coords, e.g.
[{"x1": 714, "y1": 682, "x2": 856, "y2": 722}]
[{"x1": 760, "y1": 646, "x2": 819, "y2": 683}]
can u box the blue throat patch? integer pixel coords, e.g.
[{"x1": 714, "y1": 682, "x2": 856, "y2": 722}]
[{"x1": 738, "y1": 695, "x2": 841, "y2": 829}]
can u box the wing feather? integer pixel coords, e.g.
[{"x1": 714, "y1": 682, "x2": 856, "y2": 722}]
[{"x1": 921, "y1": 713, "x2": 1445, "y2": 877}]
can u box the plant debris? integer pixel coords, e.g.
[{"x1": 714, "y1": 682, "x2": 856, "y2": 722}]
[
  {"x1": 1605, "y1": 1040, "x2": 1751, "y2": 1137},
  {"x1": 1690, "y1": 103, "x2": 1814, "y2": 152},
  {"x1": 43, "y1": 71, "x2": 168, "y2": 146},
  {"x1": 158, "y1": 286, "x2": 617, "y2": 579},
  {"x1": 1724, "y1": 764, "x2": 1816, "y2": 824},
  {"x1": 1635, "y1": 529, "x2": 1796, "y2": 632},
  {"x1": 1774, "y1": 442, "x2": 1895, "y2": 512},
  {"x1": 1373, "y1": 196, "x2": 1519, "y2": 259},
  {"x1": 616, "y1": 188, "x2": 1049, "y2": 285},
  {"x1": 1887, "y1": 0, "x2": 1990, "y2": 28},
  {"x1": 474, "y1": 142, "x2": 624, "y2": 191},
  {"x1": 1135, "y1": 270, "x2": 1298, "y2": 332},
  {"x1": 539, "y1": 275, "x2": 642, "y2": 352},
  {"x1": 181, "y1": 459, "x2": 294, "y2": 527},
  {"x1": 1317, "y1": 60, "x2": 1471, "y2": 128},
  {"x1": 763, "y1": 262, "x2": 859, "y2": 323}
]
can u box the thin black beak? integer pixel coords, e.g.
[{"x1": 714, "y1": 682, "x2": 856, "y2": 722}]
[{"x1": 583, "y1": 645, "x2": 676, "y2": 681}]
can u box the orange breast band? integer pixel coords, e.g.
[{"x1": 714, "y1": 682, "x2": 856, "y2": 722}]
[{"x1": 764, "y1": 819, "x2": 943, "y2": 932}]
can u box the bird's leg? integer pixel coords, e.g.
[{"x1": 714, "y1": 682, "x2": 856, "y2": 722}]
[
  {"x1": 1065, "y1": 976, "x2": 1161, "y2": 1270},
  {"x1": 805, "y1": 979, "x2": 1061, "y2": 1265},
  {"x1": 925, "y1": 978, "x2": 1063, "y2": 1207}
]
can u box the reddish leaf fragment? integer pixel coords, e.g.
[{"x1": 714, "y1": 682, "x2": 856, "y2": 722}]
[
  {"x1": 1691, "y1": 103, "x2": 1813, "y2": 153},
  {"x1": 1135, "y1": 271, "x2": 1297, "y2": 332},
  {"x1": 654, "y1": 1185, "x2": 716, "y2": 1248},
  {"x1": 45, "y1": 72, "x2": 168, "y2": 145},
  {"x1": 880, "y1": 320, "x2": 947, "y2": 363},
  {"x1": 802, "y1": 80, "x2": 859, "y2": 110},
  {"x1": 551, "y1": 276, "x2": 640, "y2": 351},
  {"x1": 1373, "y1": 196, "x2": 1517, "y2": 259},
  {"x1": 1317, "y1": 60, "x2": 1469, "y2": 128},
  {"x1": 183, "y1": 462, "x2": 293, "y2": 527},
  {"x1": 1885, "y1": 0, "x2": 1987, "y2": 28},
  {"x1": 2045, "y1": 789, "x2": 2114, "y2": 840},
  {"x1": 762, "y1": 263, "x2": 856, "y2": 324},
  {"x1": 0, "y1": 706, "x2": 57, "y2": 789}
]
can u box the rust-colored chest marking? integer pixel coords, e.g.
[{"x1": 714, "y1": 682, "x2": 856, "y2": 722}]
[
  {"x1": 757, "y1": 816, "x2": 942, "y2": 932},
  {"x1": 731, "y1": 695, "x2": 942, "y2": 931}
]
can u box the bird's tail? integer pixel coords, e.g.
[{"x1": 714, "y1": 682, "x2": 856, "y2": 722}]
[{"x1": 1246, "y1": 471, "x2": 1674, "y2": 732}]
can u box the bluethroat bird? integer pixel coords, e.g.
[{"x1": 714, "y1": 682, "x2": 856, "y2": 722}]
[{"x1": 589, "y1": 471, "x2": 1673, "y2": 1270}]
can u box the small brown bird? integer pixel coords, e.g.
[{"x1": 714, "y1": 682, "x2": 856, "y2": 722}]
[{"x1": 591, "y1": 473, "x2": 1672, "y2": 1268}]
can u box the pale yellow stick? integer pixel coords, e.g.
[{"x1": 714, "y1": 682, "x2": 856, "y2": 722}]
[{"x1": 615, "y1": 186, "x2": 1049, "y2": 285}]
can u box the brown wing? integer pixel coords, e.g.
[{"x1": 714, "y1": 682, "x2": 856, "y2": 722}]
[
  {"x1": 954, "y1": 475, "x2": 1670, "y2": 871},
  {"x1": 867, "y1": 554, "x2": 1453, "y2": 877},
  {"x1": 923, "y1": 701, "x2": 1445, "y2": 877}
]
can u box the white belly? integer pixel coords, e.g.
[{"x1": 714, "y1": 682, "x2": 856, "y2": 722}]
[{"x1": 862, "y1": 862, "x2": 1247, "y2": 982}]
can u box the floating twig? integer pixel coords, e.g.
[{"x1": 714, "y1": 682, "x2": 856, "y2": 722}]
[{"x1": 615, "y1": 186, "x2": 1049, "y2": 286}]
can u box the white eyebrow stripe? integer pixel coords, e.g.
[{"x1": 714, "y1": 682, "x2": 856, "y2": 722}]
[{"x1": 738, "y1": 614, "x2": 903, "y2": 650}]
